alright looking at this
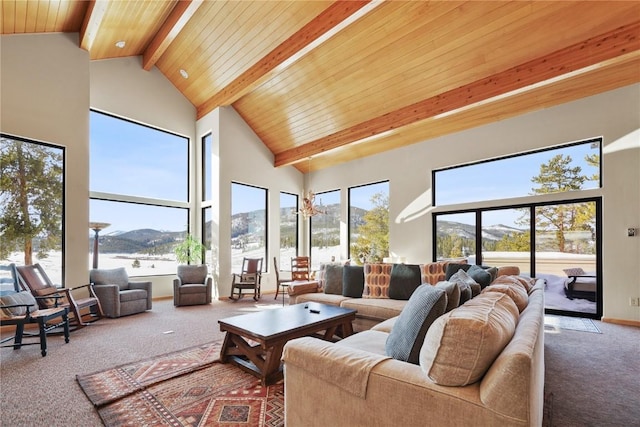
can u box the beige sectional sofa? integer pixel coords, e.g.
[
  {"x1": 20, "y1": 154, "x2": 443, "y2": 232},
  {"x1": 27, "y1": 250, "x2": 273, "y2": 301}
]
[
  {"x1": 283, "y1": 279, "x2": 545, "y2": 427},
  {"x1": 291, "y1": 260, "x2": 463, "y2": 331}
]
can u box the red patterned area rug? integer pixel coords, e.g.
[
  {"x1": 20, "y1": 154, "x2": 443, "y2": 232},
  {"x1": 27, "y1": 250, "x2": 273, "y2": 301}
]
[{"x1": 76, "y1": 342, "x2": 284, "y2": 427}]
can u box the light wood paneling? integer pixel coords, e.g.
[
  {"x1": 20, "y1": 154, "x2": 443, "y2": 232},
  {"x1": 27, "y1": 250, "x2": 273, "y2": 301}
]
[{"x1": 2, "y1": 0, "x2": 639, "y2": 171}]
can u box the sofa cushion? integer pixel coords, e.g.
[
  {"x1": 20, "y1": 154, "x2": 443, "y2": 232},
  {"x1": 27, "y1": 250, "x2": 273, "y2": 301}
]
[
  {"x1": 434, "y1": 281, "x2": 460, "y2": 312},
  {"x1": 385, "y1": 285, "x2": 447, "y2": 364},
  {"x1": 363, "y1": 263, "x2": 392, "y2": 298},
  {"x1": 388, "y1": 263, "x2": 422, "y2": 300},
  {"x1": 323, "y1": 264, "x2": 344, "y2": 295},
  {"x1": 91, "y1": 267, "x2": 129, "y2": 290},
  {"x1": 0, "y1": 291, "x2": 38, "y2": 317},
  {"x1": 482, "y1": 283, "x2": 528, "y2": 312},
  {"x1": 340, "y1": 298, "x2": 406, "y2": 322},
  {"x1": 448, "y1": 269, "x2": 477, "y2": 301},
  {"x1": 444, "y1": 262, "x2": 472, "y2": 280},
  {"x1": 420, "y1": 291, "x2": 519, "y2": 386},
  {"x1": 295, "y1": 293, "x2": 350, "y2": 306},
  {"x1": 342, "y1": 265, "x2": 365, "y2": 297}
]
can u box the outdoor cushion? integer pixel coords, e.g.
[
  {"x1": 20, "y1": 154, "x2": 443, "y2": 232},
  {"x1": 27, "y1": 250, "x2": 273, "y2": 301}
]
[
  {"x1": 0, "y1": 291, "x2": 38, "y2": 317},
  {"x1": 385, "y1": 284, "x2": 447, "y2": 364}
]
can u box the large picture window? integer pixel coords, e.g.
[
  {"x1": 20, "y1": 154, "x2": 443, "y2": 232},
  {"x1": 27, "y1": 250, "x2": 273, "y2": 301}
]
[
  {"x1": 310, "y1": 189, "x2": 340, "y2": 270},
  {"x1": 1, "y1": 134, "x2": 64, "y2": 285},
  {"x1": 231, "y1": 182, "x2": 267, "y2": 273},
  {"x1": 349, "y1": 181, "x2": 389, "y2": 264},
  {"x1": 432, "y1": 137, "x2": 602, "y2": 318},
  {"x1": 434, "y1": 138, "x2": 601, "y2": 206},
  {"x1": 90, "y1": 110, "x2": 190, "y2": 275}
]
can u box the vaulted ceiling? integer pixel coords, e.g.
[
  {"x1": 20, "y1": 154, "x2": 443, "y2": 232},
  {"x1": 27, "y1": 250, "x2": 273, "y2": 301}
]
[{"x1": 2, "y1": 1, "x2": 639, "y2": 172}]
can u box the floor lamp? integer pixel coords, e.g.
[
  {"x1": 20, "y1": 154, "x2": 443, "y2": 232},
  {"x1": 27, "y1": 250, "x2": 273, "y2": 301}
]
[{"x1": 90, "y1": 222, "x2": 110, "y2": 269}]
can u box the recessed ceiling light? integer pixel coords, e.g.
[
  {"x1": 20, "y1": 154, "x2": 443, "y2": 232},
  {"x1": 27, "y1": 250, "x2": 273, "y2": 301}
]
[
  {"x1": 179, "y1": 69, "x2": 189, "y2": 79},
  {"x1": 115, "y1": 40, "x2": 126, "y2": 49}
]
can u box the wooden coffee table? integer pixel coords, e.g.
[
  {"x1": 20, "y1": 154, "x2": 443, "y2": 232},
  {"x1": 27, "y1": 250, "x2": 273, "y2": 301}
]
[{"x1": 218, "y1": 302, "x2": 356, "y2": 385}]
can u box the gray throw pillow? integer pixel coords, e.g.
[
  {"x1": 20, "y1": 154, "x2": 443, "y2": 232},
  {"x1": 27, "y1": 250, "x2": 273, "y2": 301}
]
[
  {"x1": 0, "y1": 291, "x2": 38, "y2": 317},
  {"x1": 342, "y1": 265, "x2": 364, "y2": 297},
  {"x1": 385, "y1": 285, "x2": 447, "y2": 364},
  {"x1": 435, "y1": 281, "x2": 460, "y2": 312},
  {"x1": 323, "y1": 264, "x2": 344, "y2": 295},
  {"x1": 388, "y1": 263, "x2": 422, "y2": 300},
  {"x1": 448, "y1": 269, "x2": 476, "y2": 303},
  {"x1": 468, "y1": 265, "x2": 492, "y2": 288}
]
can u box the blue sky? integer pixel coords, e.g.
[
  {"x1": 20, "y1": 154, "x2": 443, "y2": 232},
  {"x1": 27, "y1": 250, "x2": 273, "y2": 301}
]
[{"x1": 90, "y1": 110, "x2": 598, "y2": 232}]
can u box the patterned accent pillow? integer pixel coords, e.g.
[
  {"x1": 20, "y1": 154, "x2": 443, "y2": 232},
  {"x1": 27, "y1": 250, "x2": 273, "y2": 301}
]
[
  {"x1": 0, "y1": 291, "x2": 38, "y2": 317},
  {"x1": 363, "y1": 263, "x2": 392, "y2": 298},
  {"x1": 421, "y1": 260, "x2": 467, "y2": 285},
  {"x1": 386, "y1": 285, "x2": 447, "y2": 364}
]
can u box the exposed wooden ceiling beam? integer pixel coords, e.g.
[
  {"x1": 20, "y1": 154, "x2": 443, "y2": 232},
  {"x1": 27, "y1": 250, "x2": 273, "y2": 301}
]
[
  {"x1": 79, "y1": 0, "x2": 109, "y2": 52},
  {"x1": 275, "y1": 21, "x2": 640, "y2": 168},
  {"x1": 196, "y1": 0, "x2": 380, "y2": 119},
  {"x1": 142, "y1": 0, "x2": 203, "y2": 71}
]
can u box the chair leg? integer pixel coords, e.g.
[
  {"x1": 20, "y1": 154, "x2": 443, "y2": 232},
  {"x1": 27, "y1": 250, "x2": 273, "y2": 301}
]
[
  {"x1": 38, "y1": 318, "x2": 48, "y2": 357},
  {"x1": 13, "y1": 324, "x2": 25, "y2": 350},
  {"x1": 63, "y1": 311, "x2": 70, "y2": 344},
  {"x1": 275, "y1": 285, "x2": 279, "y2": 300}
]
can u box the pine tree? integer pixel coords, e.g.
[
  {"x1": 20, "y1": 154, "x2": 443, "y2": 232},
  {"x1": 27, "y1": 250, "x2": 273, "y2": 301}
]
[
  {"x1": 0, "y1": 137, "x2": 63, "y2": 264},
  {"x1": 350, "y1": 193, "x2": 389, "y2": 264},
  {"x1": 528, "y1": 154, "x2": 589, "y2": 252}
]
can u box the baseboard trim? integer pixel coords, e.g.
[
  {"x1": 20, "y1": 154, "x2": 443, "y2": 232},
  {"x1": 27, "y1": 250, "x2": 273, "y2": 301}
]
[{"x1": 601, "y1": 317, "x2": 640, "y2": 327}]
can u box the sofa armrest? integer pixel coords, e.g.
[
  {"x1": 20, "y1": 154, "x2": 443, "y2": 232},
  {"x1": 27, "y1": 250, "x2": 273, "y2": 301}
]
[
  {"x1": 92, "y1": 284, "x2": 120, "y2": 317},
  {"x1": 284, "y1": 337, "x2": 389, "y2": 397}
]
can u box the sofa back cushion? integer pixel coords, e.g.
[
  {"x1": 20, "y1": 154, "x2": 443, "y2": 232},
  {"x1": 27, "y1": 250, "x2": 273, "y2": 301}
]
[
  {"x1": 481, "y1": 281, "x2": 529, "y2": 312},
  {"x1": 385, "y1": 284, "x2": 447, "y2": 364},
  {"x1": 388, "y1": 263, "x2": 422, "y2": 300},
  {"x1": 363, "y1": 263, "x2": 392, "y2": 298},
  {"x1": 342, "y1": 265, "x2": 365, "y2": 297},
  {"x1": 420, "y1": 291, "x2": 519, "y2": 386},
  {"x1": 323, "y1": 264, "x2": 344, "y2": 295}
]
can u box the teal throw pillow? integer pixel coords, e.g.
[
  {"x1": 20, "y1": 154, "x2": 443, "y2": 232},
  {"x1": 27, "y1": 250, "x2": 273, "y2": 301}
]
[
  {"x1": 468, "y1": 265, "x2": 492, "y2": 288},
  {"x1": 388, "y1": 263, "x2": 422, "y2": 300},
  {"x1": 342, "y1": 265, "x2": 365, "y2": 297},
  {"x1": 385, "y1": 285, "x2": 447, "y2": 364}
]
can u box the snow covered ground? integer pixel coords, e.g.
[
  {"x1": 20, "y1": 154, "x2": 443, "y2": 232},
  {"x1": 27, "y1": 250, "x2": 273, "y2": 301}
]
[{"x1": 4, "y1": 249, "x2": 596, "y2": 314}]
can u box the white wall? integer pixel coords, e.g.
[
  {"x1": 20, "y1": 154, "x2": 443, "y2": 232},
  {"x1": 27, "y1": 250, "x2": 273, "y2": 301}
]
[
  {"x1": 203, "y1": 106, "x2": 303, "y2": 298},
  {"x1": 1, "y1": 33, "x2": 90, "y2": 287},
  {"x1": 308, "y1": 84, "x2": 640, "y2": 322}
]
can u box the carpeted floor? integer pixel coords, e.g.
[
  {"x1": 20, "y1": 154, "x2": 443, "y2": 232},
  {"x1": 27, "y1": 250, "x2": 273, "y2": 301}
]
[
  {"x1": 2, "y1": 296, "x2": 639, "y2": 426},
  {"x1": 77, "y1": 341, "x2": 283, "y2": 426}
]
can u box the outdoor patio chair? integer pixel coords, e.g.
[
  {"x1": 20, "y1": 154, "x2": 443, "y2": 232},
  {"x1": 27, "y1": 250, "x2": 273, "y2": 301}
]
[
  {"x1": 563, "y1": 267, "x2": 596, "y2": 301},
  {"x1": 230, "y1": 257, "x2": 263, "y2": 301},
  {"x1": 16, "y1": 263, "x2": 103, "y2": 329}
]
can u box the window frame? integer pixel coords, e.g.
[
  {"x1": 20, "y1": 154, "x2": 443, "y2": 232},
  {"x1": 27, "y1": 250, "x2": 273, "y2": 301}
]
[
  {"x1": 347, "y1": 180, "x2": 390, "y2": 263},
  {"x1": 432, "y1": 137, "x2": 602, "y2": 207},
  {"x1": 279, "y1": 191, "x2": 299, "y2": 270},
  {"x1": 230, "y1": 181, "x2": 269, "y2": 273},
  {"x1": 89, "y1": 109, "x2": 191, "y2": 277}
]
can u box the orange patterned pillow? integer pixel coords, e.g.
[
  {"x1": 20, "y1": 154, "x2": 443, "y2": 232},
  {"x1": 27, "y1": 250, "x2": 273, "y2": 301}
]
[
  {"x1": 363, "y1": 263, "x2": 392, "y2": 298},
  {"x1": 421, "y1": 260, "x2": 465, "y2": 285}
]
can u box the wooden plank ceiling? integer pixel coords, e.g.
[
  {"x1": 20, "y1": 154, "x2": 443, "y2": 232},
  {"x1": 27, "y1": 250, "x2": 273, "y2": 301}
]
[{"x1": 2, "y1": 1, "x2": 639, "y2": 173}]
